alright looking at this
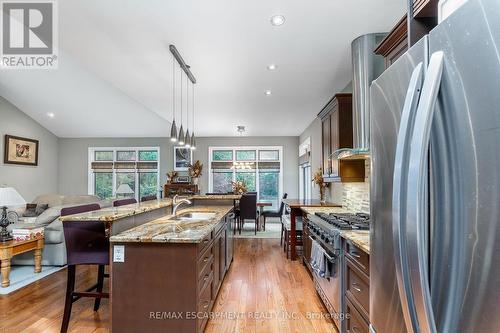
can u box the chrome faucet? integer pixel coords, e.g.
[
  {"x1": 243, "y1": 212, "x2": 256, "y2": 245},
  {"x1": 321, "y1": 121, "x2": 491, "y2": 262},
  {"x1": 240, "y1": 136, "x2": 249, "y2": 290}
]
[{"x1": 172, "y1": 195, "x2": 192, "y2": 216}]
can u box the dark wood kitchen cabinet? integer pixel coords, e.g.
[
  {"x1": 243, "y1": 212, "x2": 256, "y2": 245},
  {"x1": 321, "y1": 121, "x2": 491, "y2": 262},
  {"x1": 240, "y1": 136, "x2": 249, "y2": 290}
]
[
  {"x1": 344, "y1": 240, "x2": 370, "y2": 329},
  {"x1": 111, "y1": 212, "x2": 234, "y2": 333},
  {"x1": 375, "y1": 0, "x2": 438, "y2": 69},
  {"x1": 318, "y1": 93, "x2": 365, "y2": 183}
]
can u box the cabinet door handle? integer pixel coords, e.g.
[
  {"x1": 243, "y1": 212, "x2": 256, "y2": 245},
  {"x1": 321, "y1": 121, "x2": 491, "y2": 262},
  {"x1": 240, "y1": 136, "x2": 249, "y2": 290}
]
[
  {"x1": 203, "y1": 239, "x2": 209, "y2": 244},
  {"x1": 352, "y1": 326, "x2": 361, "y2": 333},
  {"x1": 352, "y1": 285, "x2": 362, "y2": 293},
  {"x1": 203, "y1": 274, "x2": 210, "y2": 281},
  {"x1": 203, "y1": 302, "x2": 209, "y2": 309},
  {"x1": 203, "y1": 256, "x2": 209, "y2": 263},
  {"x1": 350, "y1": 252, "x2": 361, "y2": 258}
]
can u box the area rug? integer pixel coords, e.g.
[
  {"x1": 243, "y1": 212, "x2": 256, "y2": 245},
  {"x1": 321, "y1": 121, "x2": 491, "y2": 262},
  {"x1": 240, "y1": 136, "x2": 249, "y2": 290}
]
[
  {"x1": 234, "y1": 220, "x2": 281, "y2": 239},
  {"x1": 0, "y1": 265, "x2": 65, "y2": 295}
]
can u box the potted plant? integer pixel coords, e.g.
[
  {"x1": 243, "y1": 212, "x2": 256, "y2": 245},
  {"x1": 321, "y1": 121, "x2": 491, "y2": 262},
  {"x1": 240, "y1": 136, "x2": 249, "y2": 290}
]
[
  {"x1": 231, "y1": 180, "x2": 247, "y2": 195},
  {"x1": 312, "y1": 168, "x2": 329, "y2": 203},
  {"x1": 166, "y1": 171, "x2": 178, "y2": 184},
  {"x1": 188, "y1": 160, "x2": 203, "y2": 185}
]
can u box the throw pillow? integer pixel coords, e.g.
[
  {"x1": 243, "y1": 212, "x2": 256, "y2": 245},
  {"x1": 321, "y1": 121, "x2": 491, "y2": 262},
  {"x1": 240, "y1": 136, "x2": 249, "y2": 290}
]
[
  {"x1": 23, "y1": 204, "x2": 38, "y2": 217},
  {"x1": 35, "y1": 204, "x2": 49, "y2": 216},
  {"x1": 23, "y1": 203, "x2": 49, "y2": 217}
]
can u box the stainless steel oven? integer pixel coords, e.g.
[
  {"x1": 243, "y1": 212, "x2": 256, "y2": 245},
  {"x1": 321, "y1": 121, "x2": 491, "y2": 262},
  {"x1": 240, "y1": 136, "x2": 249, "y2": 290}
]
[{"x1": 307, "y1": 217, "x2": 344, "y2": 331}]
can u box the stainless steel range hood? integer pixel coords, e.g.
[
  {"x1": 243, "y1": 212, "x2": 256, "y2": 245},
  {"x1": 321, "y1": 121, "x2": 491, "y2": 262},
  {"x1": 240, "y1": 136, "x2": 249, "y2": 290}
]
[{"x1": 334, "y1": 33, "x2": 386, "y2": 160}]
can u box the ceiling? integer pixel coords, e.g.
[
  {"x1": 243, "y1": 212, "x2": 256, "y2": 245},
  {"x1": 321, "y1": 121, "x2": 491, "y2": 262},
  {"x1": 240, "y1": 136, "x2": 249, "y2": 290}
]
[{"x1": 0, "y1": 0, "x2": 406, "y2": 137}]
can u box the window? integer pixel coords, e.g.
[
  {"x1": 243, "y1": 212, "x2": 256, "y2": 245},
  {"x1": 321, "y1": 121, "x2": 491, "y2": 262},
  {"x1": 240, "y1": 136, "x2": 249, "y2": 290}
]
[
  {"x1": 88, "y1": 147, "x2": 160, "y2": 201},
  {"x1": 300, "y1": 164, "x2": 312, "y2": 201},
  {"x1": 236, "y1": 150, "x2": 256, "y2": 161},
  {"x1": 95, "y1": 151, "x2": 113, "y2": 161},
  {"x1": 212, "y1": 150, "x2": 233, "y2": 161},
  {"x1": 259, "y1": 150, "x2": 279, "y2": 161},
  {"x1": 212, "y1": 171, "x2": 233, "y2": 193},
  {"x1": 209, "y1": 146, "x2": 283, "y2": 210}
]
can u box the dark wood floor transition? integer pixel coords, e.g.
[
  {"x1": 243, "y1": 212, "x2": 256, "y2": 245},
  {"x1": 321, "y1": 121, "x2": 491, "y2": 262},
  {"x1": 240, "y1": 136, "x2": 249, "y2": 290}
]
[{"x1": 0, "y1": 238, "x2": 336, "y2": 333}]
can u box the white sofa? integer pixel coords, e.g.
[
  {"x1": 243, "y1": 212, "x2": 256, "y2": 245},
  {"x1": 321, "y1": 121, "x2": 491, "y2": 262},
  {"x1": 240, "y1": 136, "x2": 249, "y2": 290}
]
[{"x1": 8, "y1": 194, "x2": 111, "y2": 266}]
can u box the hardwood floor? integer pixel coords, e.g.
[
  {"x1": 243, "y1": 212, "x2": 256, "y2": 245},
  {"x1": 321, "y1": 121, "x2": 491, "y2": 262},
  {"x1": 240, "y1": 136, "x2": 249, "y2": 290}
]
[{"x1": 0, "y1": 238, "x2": 336, "y2": 333}]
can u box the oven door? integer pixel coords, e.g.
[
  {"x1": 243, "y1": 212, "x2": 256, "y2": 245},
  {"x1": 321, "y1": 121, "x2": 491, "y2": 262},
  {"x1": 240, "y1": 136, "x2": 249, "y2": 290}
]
[{"x1": 310, "y1": 237, "x2": 342, "y2": 330}]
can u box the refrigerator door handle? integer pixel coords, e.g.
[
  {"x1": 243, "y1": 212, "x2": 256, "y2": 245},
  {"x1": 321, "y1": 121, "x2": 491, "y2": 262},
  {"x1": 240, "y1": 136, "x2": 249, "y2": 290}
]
[
  {"x1": 406, "y1": 51, "x2": 444, "y2": 333},
  {"x1": 392, "y1": 62, "x2": 424, "y2": 333}
]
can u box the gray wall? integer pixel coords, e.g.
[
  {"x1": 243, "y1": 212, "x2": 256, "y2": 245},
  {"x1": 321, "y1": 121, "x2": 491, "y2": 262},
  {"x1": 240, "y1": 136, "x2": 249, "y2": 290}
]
[
  {"x1": 0, "y1": 97, "x2": 59, "y2": 201},
  {"x1": 58, "y1": 138, "x2": 173, "y2": 196},
  {"x1": 193, "y1": 136, "x2": 299, "y2": 198},
  {"x1": 58, "y1": 136, "x2": 299, "y2": 198}
]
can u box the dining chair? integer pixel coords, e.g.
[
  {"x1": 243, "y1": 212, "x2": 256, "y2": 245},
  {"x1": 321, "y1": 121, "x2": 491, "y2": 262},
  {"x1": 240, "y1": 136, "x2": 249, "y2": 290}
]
[
  {"x1": 113, "y1": 198, "x2": 137, "y2": 207},
  {"x1": 260, "y1": 193, "x2": 288, "y2": 241},
  {"x1": 140, "y1": 195, "x2": 157, "y2": 202},
  {"x1": 60, "y1": 204, "x2": 109, "y2": 333},
  {"x1": 235, "y1": 193, "x2": 258, "y2": 235}
]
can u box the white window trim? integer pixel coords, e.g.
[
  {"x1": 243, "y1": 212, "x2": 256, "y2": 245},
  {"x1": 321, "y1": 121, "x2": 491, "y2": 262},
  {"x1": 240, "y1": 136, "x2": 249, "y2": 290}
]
[
  {"x1": 208, "y1": 146, "x2": 283, "y2": 203},
  {"x1": 88, "y1": 147, "x2": 160, "y2": 201}
]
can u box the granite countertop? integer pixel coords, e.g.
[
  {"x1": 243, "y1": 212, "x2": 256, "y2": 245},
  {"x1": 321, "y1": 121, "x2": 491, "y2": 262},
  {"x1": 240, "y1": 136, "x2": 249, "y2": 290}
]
[
  {"x1": 109, "y1": 205, "x2": 234, "y2": 244},
  {"x1": 191, "y1": 194, "x2": 242, "y2": 200},
  {"x1": 301, "y1": 206, "x2": 370, "y2": 254},
  {"x1": 59, "y1": 198, "x2": 173, "y2": 222}
]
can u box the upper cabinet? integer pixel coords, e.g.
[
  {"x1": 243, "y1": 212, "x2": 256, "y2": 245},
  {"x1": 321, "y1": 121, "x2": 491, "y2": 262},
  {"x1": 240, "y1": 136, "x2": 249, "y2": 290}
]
[
  {"x1": 318, "y1": 93, "x2": 365, "y2": 183},
  {"x1": 375, "y1": 0, "x2": 438, "y2": 69}
]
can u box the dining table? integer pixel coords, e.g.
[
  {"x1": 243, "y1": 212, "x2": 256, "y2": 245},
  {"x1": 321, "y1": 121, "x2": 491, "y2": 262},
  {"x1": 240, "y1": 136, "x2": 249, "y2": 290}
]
[
  {"x1": 282, "y1": 199, "x2": 341, "y2": 260},
  {"x1": 256, "y1": 202, "x2": 272, "y2": 231}
]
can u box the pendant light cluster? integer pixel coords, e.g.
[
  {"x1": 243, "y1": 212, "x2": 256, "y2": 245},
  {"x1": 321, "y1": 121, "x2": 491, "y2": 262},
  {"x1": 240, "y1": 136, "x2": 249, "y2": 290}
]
[{"x1": 169, "y1": 45, "x2": 196, "y2": 150}]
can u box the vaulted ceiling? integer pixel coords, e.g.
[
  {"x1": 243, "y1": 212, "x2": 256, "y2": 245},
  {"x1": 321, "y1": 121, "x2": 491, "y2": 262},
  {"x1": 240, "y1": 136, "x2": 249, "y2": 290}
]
[{"x1": 0, "y1": 0, "x2": 405, "y2": 137}]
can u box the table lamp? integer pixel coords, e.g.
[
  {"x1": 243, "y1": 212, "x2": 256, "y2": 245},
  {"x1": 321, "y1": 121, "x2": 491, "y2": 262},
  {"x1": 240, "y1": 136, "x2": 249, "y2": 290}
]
[
  {"x1": 116, "y1": 184, "x2": 134, "y2": 198},
  {"x1": 0, "y1": 186, "x2": 26, "y2": 242}
]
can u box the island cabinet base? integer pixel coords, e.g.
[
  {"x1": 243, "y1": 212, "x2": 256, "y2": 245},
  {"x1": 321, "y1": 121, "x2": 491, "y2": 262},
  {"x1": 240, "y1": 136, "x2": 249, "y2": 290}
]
[{"x1": 111, "y1": 219, "x2": 233, "y2": 333}]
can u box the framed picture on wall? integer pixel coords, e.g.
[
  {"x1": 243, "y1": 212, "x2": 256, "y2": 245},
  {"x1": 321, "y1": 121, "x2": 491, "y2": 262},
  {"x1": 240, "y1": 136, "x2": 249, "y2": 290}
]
[
  {"x1": 173, "y1": 147, "x2": 192, "y2": 171},
  {"x1": 4, "y1": 135, "x2": 39, "y2": 166}
]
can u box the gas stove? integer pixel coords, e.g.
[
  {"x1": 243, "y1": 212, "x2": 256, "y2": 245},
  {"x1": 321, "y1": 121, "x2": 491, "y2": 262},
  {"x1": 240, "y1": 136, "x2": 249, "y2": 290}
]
[{"x1": 314, "y1": 212, "x2": 370, "y2": 230}]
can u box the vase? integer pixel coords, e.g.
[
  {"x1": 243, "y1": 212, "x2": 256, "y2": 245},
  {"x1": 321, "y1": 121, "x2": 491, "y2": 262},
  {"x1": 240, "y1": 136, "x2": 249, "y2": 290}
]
[{"x1": 192, "y1": 177, "x2": 199, "y2": 185}]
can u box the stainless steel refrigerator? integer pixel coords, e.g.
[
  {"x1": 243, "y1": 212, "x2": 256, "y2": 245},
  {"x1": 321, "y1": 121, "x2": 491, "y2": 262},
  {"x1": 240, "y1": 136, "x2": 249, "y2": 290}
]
[{"x1": 369, "y1": 0, "x2": 500, "y2": 332}]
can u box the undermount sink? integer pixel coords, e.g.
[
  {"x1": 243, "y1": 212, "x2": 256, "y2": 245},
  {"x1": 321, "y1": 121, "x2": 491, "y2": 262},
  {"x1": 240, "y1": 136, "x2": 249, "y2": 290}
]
[{"x1": 173, "y1": 212, "x2": 217, "y2": 220}]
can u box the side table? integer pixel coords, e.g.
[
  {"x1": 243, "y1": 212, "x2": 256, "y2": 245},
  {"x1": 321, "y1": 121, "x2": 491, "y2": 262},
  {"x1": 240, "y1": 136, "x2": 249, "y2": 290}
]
[{"x1": 0, "y1": 237, "x2": 44, "y2": 287}]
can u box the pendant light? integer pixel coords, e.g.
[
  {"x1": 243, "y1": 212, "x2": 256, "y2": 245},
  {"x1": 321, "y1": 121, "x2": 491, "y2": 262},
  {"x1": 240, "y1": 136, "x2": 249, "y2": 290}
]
[
  {"x1": 177, "y1": 68, "x2": 185, "y2": 145},
  {"x1": 184, "y1": 77, "x2": 191, "y2": 148},
  {"x1": 190, "y1": 81, "x2": 196, "y2": 150},
  {"x1": 169, "y1": 55, "x2": 178, "y2": 142}
]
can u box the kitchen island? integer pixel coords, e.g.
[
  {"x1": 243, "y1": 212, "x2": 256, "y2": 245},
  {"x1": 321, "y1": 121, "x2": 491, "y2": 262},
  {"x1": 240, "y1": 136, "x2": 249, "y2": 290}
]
[
  {"x1": 109, "y1": 204, "x2": 235, "y2": 333},
  {"x1": 59, "y1": 198, "x2": 174, "y2": 235}
]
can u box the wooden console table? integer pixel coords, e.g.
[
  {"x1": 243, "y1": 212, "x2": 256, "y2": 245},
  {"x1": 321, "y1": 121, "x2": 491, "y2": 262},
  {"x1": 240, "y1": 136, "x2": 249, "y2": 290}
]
[
  {"x1": 164, "y1": 183, "x2": 199, "y2": 197},
  {"x1": 0, "y1": 237, "x2": 44, "y2": 287}
]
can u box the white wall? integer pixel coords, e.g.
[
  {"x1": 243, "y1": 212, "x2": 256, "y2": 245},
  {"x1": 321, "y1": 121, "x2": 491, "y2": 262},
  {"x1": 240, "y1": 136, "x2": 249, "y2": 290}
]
[{"x1": 0, "y1": 97, "x2": 59, "y2": 201}]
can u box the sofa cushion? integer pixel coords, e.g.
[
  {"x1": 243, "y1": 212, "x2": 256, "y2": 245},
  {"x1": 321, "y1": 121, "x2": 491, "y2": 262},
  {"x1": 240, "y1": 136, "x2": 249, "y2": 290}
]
[
  {"x1": 62, "y1": 195, "x2": 100, "y2": 205},
  {"x1": 35, "y1": 207, "x2": 62, "y2": 226},
  {"x1": 44, "y1": 219, "x2": 64, "y2": 243},
  {"x1": 32, "y1": 194, "x2": 64, "y2": 207}
]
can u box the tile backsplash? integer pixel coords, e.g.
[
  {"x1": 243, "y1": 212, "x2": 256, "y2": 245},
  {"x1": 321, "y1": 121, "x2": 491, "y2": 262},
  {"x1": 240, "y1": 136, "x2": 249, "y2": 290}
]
[{"x1": 342, "y1": 159, "x2": 370, "y2": 213}]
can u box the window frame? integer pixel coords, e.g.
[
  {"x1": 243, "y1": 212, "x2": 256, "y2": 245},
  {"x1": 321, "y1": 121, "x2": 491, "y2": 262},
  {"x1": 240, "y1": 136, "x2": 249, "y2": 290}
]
[
  {"x1": 88, "y1": 147, "x2": 160, "y2": 201},
  {"x1": 208, "y1": 146, "x2": 283, "y2": 207}
]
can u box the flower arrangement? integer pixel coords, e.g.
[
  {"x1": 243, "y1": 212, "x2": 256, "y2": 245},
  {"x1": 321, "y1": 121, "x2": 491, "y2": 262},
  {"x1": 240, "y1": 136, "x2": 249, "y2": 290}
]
[
  {"x1": 231, "y1": 180, "x2": 247, "y2": 194},
  {"x1": 312, "y1": 168, "x2": 329, "y2": 202},
  {"x1": 166, "y1": 171, "x2": 178, "y2": 184},
  {"x1": 188, "y1": 160, "x2": 203, "y2": 178}
]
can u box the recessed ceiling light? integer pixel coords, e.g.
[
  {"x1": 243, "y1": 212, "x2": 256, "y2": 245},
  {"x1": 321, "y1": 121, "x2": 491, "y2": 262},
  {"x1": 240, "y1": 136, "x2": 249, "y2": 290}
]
[
  {"x1": 267, "y1": 64, "x2": 277, "y2": 70},
  {"x1": 265, "y1": 90, "x2": 272, "y2": 96},
  {"x1": 270, "y1": 15, "x2": 285, "y2": 26},
  {"x1": 47, "y1": 112, "x2": 55, "y2": 118}
]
